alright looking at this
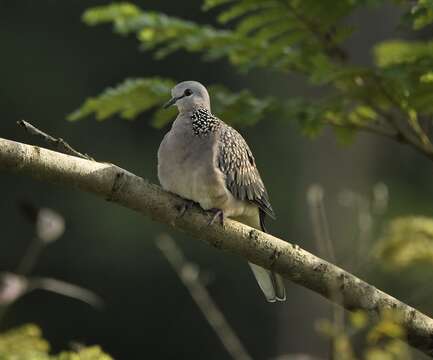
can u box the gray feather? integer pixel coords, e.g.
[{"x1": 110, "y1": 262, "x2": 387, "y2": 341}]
[
  {"x1": 158, "y1": 80, "x2": 284, "y2": 302},
  {"x1": 217, "y1": 124, "x2": 275, "y2": 219}
]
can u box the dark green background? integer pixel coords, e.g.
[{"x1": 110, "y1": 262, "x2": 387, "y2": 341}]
[{"x1": 1, "y1": 1, "x2": 433, "y2": 359}]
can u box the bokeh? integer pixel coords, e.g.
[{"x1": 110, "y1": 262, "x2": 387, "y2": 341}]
[{"x1": 1, "y1": 1, "x2": 433, "y2": 359}]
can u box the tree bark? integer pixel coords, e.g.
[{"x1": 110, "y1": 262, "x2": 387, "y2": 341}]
[{"x1": 1, "y1": 137, "x2": 433, "y2": 356}]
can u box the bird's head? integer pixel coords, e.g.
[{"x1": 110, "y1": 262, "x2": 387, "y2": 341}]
[{"x1": 163, "y1": 81, "x2": 211, "y2": 113}]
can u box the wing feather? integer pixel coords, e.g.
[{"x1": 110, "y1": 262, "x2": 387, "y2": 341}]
[{"x1": 217, "y1": 125, "x2": 275, "y2": 219}]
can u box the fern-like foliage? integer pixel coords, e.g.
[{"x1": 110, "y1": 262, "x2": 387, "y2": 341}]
[
  {"x1": 0, "y1": 324, "x2": 113, "y2": 360},
  {"x1": 82, "y1": 4, "x2": 261, "y2": 70},
  {"x1": 374, "y1": 40, "x2": 433, "y2": 116},
  {"x1": 69, "y1": 75, "x2": 350, "y2": 138},
  {"x1": 69, "y1": 76, "x2": 383, "y2": 142},
  {"x1": 68, "y1": 78, "x2": 175, "y2": 124},
  {"x1": 203, "y1": 0, "x2": 360, "y2": 75},
  {"x1": 69, "y1": 77, "x2": 280, "y2": 128},
  {"x1": 72, "y1": 2, "x2": 389, "y2": 134},
  {"x1": 81, "y1": 1, "x2": 361, "y2": 78},
  {"x1": 72, "y1": 0, "x2": 433, "y2": 146}
]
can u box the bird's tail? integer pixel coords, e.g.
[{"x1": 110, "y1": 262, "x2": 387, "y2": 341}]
[
  {"x1": 248, "y1": 263, "x2": 286, "y2": 302},
  {"x1": 238, "y1": 211, "x2": 286, "y2": 302}
]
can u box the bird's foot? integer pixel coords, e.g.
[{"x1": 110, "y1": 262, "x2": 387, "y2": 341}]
[
  {"x1": 207, "y1": 208, "x2": 225, "y2": 227},
  {"x1": 176, "y1": 199, "x2": 196, "y2": 218}
]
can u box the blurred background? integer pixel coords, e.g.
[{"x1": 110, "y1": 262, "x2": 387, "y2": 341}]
[{"x1": 1, "y1": 0, "x2": 433, "y2": 359}]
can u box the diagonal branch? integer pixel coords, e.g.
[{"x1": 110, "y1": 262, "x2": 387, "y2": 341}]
[
  {"x1": 17, "y1": 120, "x2": 94, "y2": 160},
  {"x1": 1, "y1": 137, "x2": 433, "y2": 357},
  {"x1": 156, "y1": 234, "x2": 252, "y2": 360}
]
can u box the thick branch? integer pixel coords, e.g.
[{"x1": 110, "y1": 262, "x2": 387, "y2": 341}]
[{"x1": 1, "y1": 137, "x2": 433, "y2": 356}]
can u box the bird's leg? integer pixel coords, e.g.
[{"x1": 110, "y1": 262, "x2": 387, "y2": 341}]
[
  {"x1": 176, "y1": 199, "x2": 196, "y2": 218},
  {"x1": 207, "y1": 208, "x2": 225, "y2": 227}
]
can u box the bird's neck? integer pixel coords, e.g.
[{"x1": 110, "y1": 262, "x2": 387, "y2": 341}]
[{"x1": 184, "y1": 107, "x2": 220, "y2": 136}]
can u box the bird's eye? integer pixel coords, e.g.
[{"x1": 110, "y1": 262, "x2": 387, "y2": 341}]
[{"x1": 184, "y1": 89, "x2": 193, "y2": 96}]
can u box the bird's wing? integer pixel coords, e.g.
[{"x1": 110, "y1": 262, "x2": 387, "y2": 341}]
[{"x1": 217, "y1": 124, "x2": 275, "y2": 219}]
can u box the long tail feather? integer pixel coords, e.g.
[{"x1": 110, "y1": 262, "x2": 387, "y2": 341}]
[
  {"x1": 239, "y1": 209, "x2": 286, "y2": 302},
  {"x1": 248, "y1": 263, "x2": 285, "y2": 302}
]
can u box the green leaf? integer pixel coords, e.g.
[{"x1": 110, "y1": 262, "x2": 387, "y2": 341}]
[
  {"x1": 82, "y1": 3, "x2": 141, "y2": 27},
  {"x1": 281, "y1": 98, "x2": 328, "y2": 138},
  {"x1": 410, "y1": 85, "x2": 433, "y2": 114},
  {"x1": 68, "y1": 78, "x2": 277, "y2": 128},
  {"x1": 80, "y1": 1, "x2": 359, "y2": 74},
  {"x1": 67, "y1": 78, "x2": 175, "y2": 122},
  {"x1": 78, "y1": 1, "x2": 424, "y2": 145},
  {"x1": 374, "y1": 40, "x2": 433, "y2": 68},
  {"x1": 54, "y1": 347, "x2": 112, "y2": 360},
  {"x1": 374, "y1": 216, "x2": 433, "y2": 269},
  {"x1": 410, "y1": 0, "x2": 433, "y2": 30},
  {"x1": 235, "y1": 8, "x2": 287, "y2": 36},
  {"x1": 210, "y1": 85, "x2": 275, "y2": 126},
  {"x1": 0, "y1": 324, "x2": 113, "y2": 360},
  {"x1": 218, "y1": 1, "x2": 275, "y2": 24},
  {"x1": 0, "y1": 324, "x2": 49, "y2": 358},
  {"x1": 420, "y1": 71, "x2": 433, "y2": 83},
  {"x1": 202, "y1": 0, "x2": 233, "y2": 11}
]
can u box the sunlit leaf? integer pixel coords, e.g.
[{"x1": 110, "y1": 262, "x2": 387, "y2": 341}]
[
  {"x1": 82, "y1": 3, "x2": 141, "y2": 29},
  {"x1": 0, "y1": 325, "x2": 113, "y2": 360},
  {"x1": 67, "y1": 78, "x2": 175, "y2": 122},
  {"x1": 409, "y1": 0, "x2": 433, "y2": 30},
  {"x1": 374, "y1": 216, "x2": 433, "y2": 269},
  {"x1": 374, "y1": 40, "x2": 433, "y2": 67},
  {"x1": 420, "y1": 71, "x2": 433, "y2": 83}
]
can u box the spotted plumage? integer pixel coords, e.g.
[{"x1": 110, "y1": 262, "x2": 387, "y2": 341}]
[
  {"x1": 191, "y1": 108, "x2": 220, "y2": 136},
  {"x1": 158, "y1": 80, "x2": 285, "y2": 302},
  {"x1": 190, "y1": 107, "x2": 275, "y2": 220},
  {"x1": 217, "y1": 123, "x2": 275, "y2": 221}
]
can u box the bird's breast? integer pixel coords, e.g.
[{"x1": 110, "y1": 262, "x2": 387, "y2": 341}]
[{"x1": 157, "y1": 129, "x2": 223, "y2": 209}]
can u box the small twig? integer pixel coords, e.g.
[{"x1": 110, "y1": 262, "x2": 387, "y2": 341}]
[
  {"x1": 17, "y1": 120, "x2": 93, "y2": 161},
  {"x1": 327, "y1": 112, "x2": 433, "y2": 165},
  {"x1": 15, "y1": 236, "x2": 44, "y2": 276},
  {"x1": 16, "y1": 204, "x2": 65, "y2": 275},
  {"x1": 29, "y1": 277, "x2": 104, "y2": 309},
  {"x1": 325, "y1": 118, "x2": 398, "y2": 141},
  {"x1": 306, "y1": 185, "x2": 336, "y2": 264},
  {"x1": 370, "y1": 77, "x2": 433, "y2": 159},
  {"x1": 354, "y1": 196, "x2": 373, "y2": 272},
  {"x1": 156, "y1": 234, "x2": 252, "y2": 360},
  {"x1": 306, "y1": 185, "x2": 342, "y2": 360}
]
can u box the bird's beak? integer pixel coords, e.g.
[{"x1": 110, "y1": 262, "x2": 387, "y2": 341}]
[{"x1": 163, "y1": 96, "x2": 179, "y2": 109}]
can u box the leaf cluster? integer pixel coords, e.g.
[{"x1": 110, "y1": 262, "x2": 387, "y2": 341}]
[
  {"x1": 71, "y1": 1, "x2": 433, "y2": 146},
  {"x1": 0, "y1": 324, "x2": 113, "y2": 360},
  {"x1": 374, "y1": 216, "x2": 433, "y2": 269},
  {"x1": 317, "y1": 309, "x2": 411, "y2": 360}
]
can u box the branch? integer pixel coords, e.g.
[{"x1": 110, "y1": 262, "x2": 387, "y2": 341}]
[
  {"x1": 156, "y1": 234, "x2": 252, "y2": 360},
  {"x1": 326, "y1": 113, "x2": 433, "y2": 164},
  {"x1": 282, "y1": 1, "x2": 347, "y2": 61},
  {"x1": 1, "y1": 137, "x2": 433, "y2": 357},
  {"x1": 368, "y1": 77, "x2": 433, "y2": 160},
  {"x1": 17, "y1": 120, "x2": 94, "y2": 160}
]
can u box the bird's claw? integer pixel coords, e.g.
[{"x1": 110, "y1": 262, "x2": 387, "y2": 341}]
[
  {"x1": 208, "y1": 208, "x2": 225, "y2": 227},
  {"x1": 176, "y1": 200, "x2": 196, "y2": 218}
]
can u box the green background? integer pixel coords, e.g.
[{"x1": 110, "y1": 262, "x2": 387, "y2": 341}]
[{"x1": 1, "y1": 1, "x2": 433, "y2": 359}]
